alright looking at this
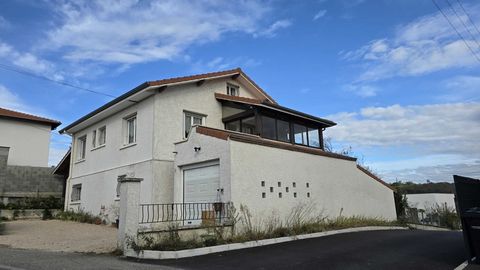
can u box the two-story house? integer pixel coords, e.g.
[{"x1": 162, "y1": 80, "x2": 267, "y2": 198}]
[{"x1": 60, "y1": 68, "x2": 397, "y2": 223}]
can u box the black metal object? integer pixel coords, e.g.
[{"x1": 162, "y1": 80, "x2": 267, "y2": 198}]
[
  {"x1": 454, "y1": 175, "x2": 480, "y2": 265},
  {"x1": 139, "y1": 202, "x2": 233, "y2": 225}
]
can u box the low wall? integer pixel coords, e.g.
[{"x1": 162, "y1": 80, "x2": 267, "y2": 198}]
[{"x1": 0, "y1": 209, "x2": 61, "y2": 220}]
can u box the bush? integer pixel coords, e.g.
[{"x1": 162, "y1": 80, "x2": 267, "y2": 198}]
[
  {"x1": 55, "y1": 210, "x2": 104, "y2": 225},
  {"x1": 0, "y1": 196, "x2": 63, "y2": 210}
]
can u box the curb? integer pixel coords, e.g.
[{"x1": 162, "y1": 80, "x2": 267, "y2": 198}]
[{"x1": 125, "y1": 226, "x2": 408, "y2": 260}]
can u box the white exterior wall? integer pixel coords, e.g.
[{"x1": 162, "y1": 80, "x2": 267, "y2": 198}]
[
  {"x1": 0, "y1": 118, "x2": 51, "y2": 166},
  {"x1": 67, "y1": 96, "x2": 156, "y2": 215},
  {"x1": 406, "y1": 193, "x2": 456, "y2": 211},
  {"x1": 174, "y1": 130, "x2": 397, "y2": 227}
]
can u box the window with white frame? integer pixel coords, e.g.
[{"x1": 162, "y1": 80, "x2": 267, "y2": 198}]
[
  {"x1": 91, "y1": 130, "x2": 97, "y2": 148},
  {"x1": 227, "y1": 83, "x2": 239, "y2": 96},
  {"x1": 77, "y1": 136, "x2": 86, "y2": 160},
  {"x1": 71, "y1": 184, "x2": 82, "y2": 201},
  {"x1": 124, "y1": 114, "x2": 137, "y2": 145},
  {"x1": 184, "y1": 111, "x2": 204, "y2": 138},
  {"x1": 98, "y1": 126, "x2": 106, "y2": 146}
]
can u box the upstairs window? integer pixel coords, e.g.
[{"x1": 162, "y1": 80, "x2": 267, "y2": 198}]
[
  {"x1": 227, "y1": 83, "x2": 239, "y2": 96},
  {"x1": 77, "y1": 136, "x2": 86, "y2": 160},
  {"x1": 91, "y1": 130, "x2": 97, "y2": 148},
  {"x1": 124, "y1": 114, "x2": 137, "y2": 145},
  {"x1": 184, "y1": 111, "x2": 204, "y2": 138},
  {"x1": 98, "y1": 126, "x2": 106, "y2": 146},
  {"x1": 307, "y1": 128, "x2": 320, "y2": 148},
  {"x1": 293, "y1": 124, "x2": 308, "y2": 145}
]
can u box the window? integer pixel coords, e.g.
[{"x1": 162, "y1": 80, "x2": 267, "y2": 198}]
[
  {"x1": 294, "y1": 124, "x2": 308, "y2": 145},
  {"x1": 71, "y1": 184, "x2": 82, "y2": 201},
  {"x1": 241, "y1": 117, "x2": 256, "y2": 134},
  {"x1": 308, "y1": 128, "x2": 320, "y2": 148},
  {"x1": 277, "y1": 181, "x2": 281, "y2": 187},
  {"x1": 306, "y1": 182, "x2": 310, "y2": 188},
  {"x1": 184, "y1": 112, "x2": 204, "y2": 138},
  {"x1": 98, "y1": 126, "x2": 106, "y2": 146},
  {"x1": 91, "y1": 130, "x2": 97, "y2": 148},
  {"x1": 124, "y1": 115, "x2": 137, "y2": 145},
  {"x1": 294, "y1": 192, "x2": 297, "y2": 198},
  {"x1": 270, "y1": 187, "x2": 274, "y2": 193},
  {"x1": 307, "y1": 192, "x2": 311, "y2": 198},
  {"x1": 262, "y1": 192, "x2": 266, "y2": 198},
  {"x1": 226, "y1": 120, "x2": 241, "y2": 132},
  {"x1": 279, "y1": 192, "x2": 282, "y2": 198},
  {"x1": 261, "y1": 181, "x2": 265, "y2": 187},
  {"x1": 77, "y1": 136, "x2": 86, "y2": 160},
  {"x1": 262, "y1": 115, "x2": 276, "y2": 140},
  {"x1": 227, "y1": 83, "x2": 239, "y2": 96},
  {"x1": 276, "y1": 119, "x2": 290, "y2": 142},
  {"x1": 286, "y1": 187, "x2": 289, "y2": 192},
  {"x1": 293, "y1": 182, "x2": 296, "y2": 188}
]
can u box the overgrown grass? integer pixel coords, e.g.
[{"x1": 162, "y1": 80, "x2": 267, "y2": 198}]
[
  {"x1": 130, "y1": 203, "x2": 401, "y2": 252},
  {"x1": 0, "y1": 196, "x2": 63, "y2": 210},
  {"x1": 55, "y1": 210, "x2": 104, "y2": 225}
]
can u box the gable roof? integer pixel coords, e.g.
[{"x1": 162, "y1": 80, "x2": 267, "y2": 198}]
[
  {"x1": 0, "y1": 107, "x2": 61, "y2": 130},
  {"x1": 60, "y1": 68, "x2": 275, "y2": 134}
]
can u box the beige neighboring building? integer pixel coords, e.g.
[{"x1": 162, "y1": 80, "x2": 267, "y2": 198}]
[{"x1": 60, "y1": 68, "x2": 397, "y2": 224}]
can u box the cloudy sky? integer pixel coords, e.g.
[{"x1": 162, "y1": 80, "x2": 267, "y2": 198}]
[{"x1": 0, "y1": 0, "x2": 479, "y2": 183}]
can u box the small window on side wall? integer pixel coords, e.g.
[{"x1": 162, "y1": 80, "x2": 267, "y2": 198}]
[
  {"x1": 184, "y1": 111, "x2": 204, "y2": 138},
  {"x1": 71, "y1": 184, "x2": 82, "y2": 201},
  {"x1": 98, "y1": 126, "x2": 106, "y2": 146},
  {"x1": 227, "y1": 83, "x2": 239, "y2": 96}
]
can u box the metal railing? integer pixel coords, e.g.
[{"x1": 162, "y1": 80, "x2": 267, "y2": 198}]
[{"x1": 139, "y1": 202, "x2": 233, "y2": 225}]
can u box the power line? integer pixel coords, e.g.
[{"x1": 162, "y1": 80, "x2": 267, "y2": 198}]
[
  {"x1": 0, "y1": 62, "x2": 117, "y2": 98},
  {"x1": 445, "y1": 0, "x2": 480, "y2": 49},
  {"x1": 431, "y1": 0, "x2": 480, "y2": 63},
  {"x1": 456, "y1": 0, "x2": 480, "y2": 36}
]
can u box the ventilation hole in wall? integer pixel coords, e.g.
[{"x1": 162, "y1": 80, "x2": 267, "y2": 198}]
[
  {"x1": 270, "y1": 187, "x2": 274, "y2": 193},
  {"x1": 262, "y1": 192, "x2": 266, "y2": 198},
  {"x1": 307, "y1": 192, "x2": 310, "y2": 198},
  {"x1": 293, "y1": 192, "x2": 297, "y2": 198},
  {"x1": 292, "y1": 182, "x2": 296, "y2": 188},
  {"x1": 278, "y1": 192, "x2": 282, "y2": 198},
  {"x1": 278, "y1": 181, "x2": 281, "y2": 187},
  {"x1": 306, "y1": 182, "x2": 310, "y2": 188},
  {"x1": 286, "y1": 187, "x2": 289, "y2": 192},
  {"x1": 261, "y1": 181, "x2": 265, "y2": 187}
]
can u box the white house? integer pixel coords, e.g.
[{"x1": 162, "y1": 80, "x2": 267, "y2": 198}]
[
  {"x1": 60, "y1": 68, "x2": 397, "y2": 224},
  {"x1": 0, "y1": 107, "x2": 61, "y2": 167}
]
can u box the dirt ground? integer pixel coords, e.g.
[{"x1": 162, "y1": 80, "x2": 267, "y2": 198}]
[{"x1": 0, "y1": 219, "x2": 117, "y2": 253}]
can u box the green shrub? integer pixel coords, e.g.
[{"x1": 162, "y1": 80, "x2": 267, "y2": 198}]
[
  {"x1": 0, "y1": 196, "x2": 63, "y2": 210},
  {"x1": 55, "y1": 210, "x2": 103, "y2": 224}
]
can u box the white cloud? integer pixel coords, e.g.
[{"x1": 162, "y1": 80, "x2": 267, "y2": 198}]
[
  {"x1": 189, "y1": 56, "x2": 261, "y2": 74},
  {"x1": 44, "y1": 0, "x2": 287, "y2": 64},
  {"x1": 254, "y1": 19, "x2": 292, "y2": 38},
  {"x1": 313, "y1": 10, "x2": 327, "y2": 21},
  {"x1": 439, "y1": 75, "x2": 480, "y2": 102},
  {"x1": 325, "y1": 102, "x2": 480, "y2": 156},
  {"x1": 344, "y1": 84, "x2": 378, "y2": 97},
  {"x1": 342, "y1": 2, "x2": 480, "y2": 82},
  {"x1": 325, "y1": 102, "x2": 480, "y2": 182},
  {"x1": 0, "y1": 85, "x2": 28, "y2": 112}
]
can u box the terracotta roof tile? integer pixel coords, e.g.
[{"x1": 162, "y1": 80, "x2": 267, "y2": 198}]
[{"x1": 0, "y1": 107, "x2": 61, "y2": 129}]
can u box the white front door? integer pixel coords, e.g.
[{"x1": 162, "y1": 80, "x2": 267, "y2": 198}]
[{"x1": 183, "y1": 164, "x2": 220, "y2": 225}]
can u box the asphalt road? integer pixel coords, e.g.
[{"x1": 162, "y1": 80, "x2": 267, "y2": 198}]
[{"x1": 0, "y1": 229, "x2": 468, "y2": 270}]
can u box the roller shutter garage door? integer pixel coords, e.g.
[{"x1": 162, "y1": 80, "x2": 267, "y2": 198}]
[{"x1": 183, "y1": 164, "x2": 220, "y2": 203}]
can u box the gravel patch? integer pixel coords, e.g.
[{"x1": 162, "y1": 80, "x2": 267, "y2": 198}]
[{"x1": 0, "y1": 220, "x2": 117, "y2": 253}]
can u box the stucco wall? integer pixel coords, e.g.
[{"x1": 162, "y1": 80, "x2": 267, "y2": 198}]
[
  {"x1": 174, "y1": 129, "x2": 397, "y2": 227},
  {"x1": 0, "y1": 118, "x2": 51, "y2": 167},
  {"x1": 406, "y1": 193, "x2": 456, "y2": 211}
]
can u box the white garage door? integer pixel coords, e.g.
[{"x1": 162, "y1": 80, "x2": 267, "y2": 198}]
[{"x1": 183, "y1": 164, "x2": 220, "y2": 203}]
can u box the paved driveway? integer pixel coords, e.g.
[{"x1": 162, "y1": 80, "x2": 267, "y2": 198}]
[
  {"x1": 0, "y1": 220, "x2": 117, "y2": 253},
  {"x1": 0, "y1": 229, "x2": 468, "y2": 270}
]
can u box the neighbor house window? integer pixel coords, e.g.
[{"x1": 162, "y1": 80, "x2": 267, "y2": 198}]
[
  {"x1": 71, "y1": 184, "x2": 82, "y2": 201},
  {"x1": 227, "y1": 83, "x2": 239, "y2": 96},
  {"x1": 226, "y1": 120, "x2": 241, "y2": 132},
  {"x1": 98, "y1": 126, "x2": 106, "y2": 146},
  {"x1": 276, "y1": 119, "x2": 290, "y2": 142},
  {"x1": 77, "y1": 136, "x2": 86, "y2": 160},
  {"x1": 91, "y1": 130, "x2": 96, "y2": 148},
  {"x1": 124, "y1": 114, "x2": 137, "y2": 145},
  {"x1": 184, "y1": 111, "x2": 204, "y2": 138}
]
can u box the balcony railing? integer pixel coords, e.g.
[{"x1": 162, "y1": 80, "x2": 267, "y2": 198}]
[{"x1": 139, "y1": 202, "x2": 233, "y2": 226}]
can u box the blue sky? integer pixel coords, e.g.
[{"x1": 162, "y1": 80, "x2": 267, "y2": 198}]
[{"x1": 0, "y1": 0, "x2": 479, "y2": 182}]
